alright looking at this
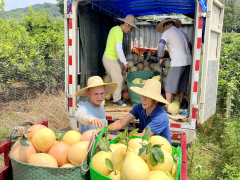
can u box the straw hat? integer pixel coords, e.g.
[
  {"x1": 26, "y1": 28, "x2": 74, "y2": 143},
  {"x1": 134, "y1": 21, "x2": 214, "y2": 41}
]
[
  {"x1": 130, "y1": 79, "x2": 169, "y2": 104},
  {"x1": 116, "y1": 14, "x2": 140, "y2": 30},
  {"x1": 156, "y1": 18, "x2": 182, "y2": 33},
  {"x1": 75, "y1": 76, "x2": 118, "y2": 96}
]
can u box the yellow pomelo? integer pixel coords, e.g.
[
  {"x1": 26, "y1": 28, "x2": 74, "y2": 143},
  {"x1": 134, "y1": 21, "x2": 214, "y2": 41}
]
[
  {"x1": 148, "y1": 136, "x2": 172, "y2": 154},
  {"x1": 108, "y1": 170, "x2": 123, "y2": 180},
  {"x1": 61, "y1": 163, "x2": 75, "y2": 167},
  {"x1": 172, "y1": 100, "x2": 180, "y2": 107},
  {"x1": 68, "y1": 141, "x2": 89, "y2": 165},
  {"x1": 110, "y1": 144, "x2": 126, "y2": 153},
  {"x1": 122, "y1": 151, "x2": 150, "y2": 180},
  {"x1": 149, "y1": 170, "x2": 171, "y2": 180},
  {"x1": 111, "y1": 146, "x2": 132, "y2": 172},
  {"x1": 91, "y1": 151, "x2": 112, "y2": 176},
  {"x1": 147, "y1": 149, "x2": 173, "y2": 172},
  {"x1": 62, "y1": 130, "x2": 81, "y2": 146},
  {"x1": 171, "y1": 162, "x2": 177, "y2": 178},
  {"x1": 132, "y1": 146, "x2": 147, "y2": 162},
  {"x1": 167, "y1": 103, "x2": 179, "y2": 114},
  {"x1": 32, "y1": 128, "x2": 56, "y2": 152},
  {"x1": 128, "y1": 138, "x2": 147, "y2": 149}
]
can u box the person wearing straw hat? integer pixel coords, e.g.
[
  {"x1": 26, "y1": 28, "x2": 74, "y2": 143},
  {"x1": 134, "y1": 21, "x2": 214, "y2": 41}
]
[
  {"x1": 75, "y1": 76, "x2": 118, "y2": 134},
  {"x1": 156, "y1": 18, "x2": 192, "y2": 110},
  {"x1": 108, "y1": 79, "x2": 171, "y2": 144},
  {"x1": 102, "y1": 14, "x2": 139, "y2": 107}
]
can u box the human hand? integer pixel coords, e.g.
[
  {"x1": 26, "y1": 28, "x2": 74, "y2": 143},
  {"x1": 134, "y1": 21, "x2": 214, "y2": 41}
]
[
  {"x1": 160, "y1": 58, "x2": 166, "y2": 65},
  {"x1": 91, "y1": 119, "x2": 104, "y2": 128},
  {"x1": 124, "y1": 64, "x2": 128, "y2": 70},
  {"x1": 107, "y1": 134, "x2": 119, "y2": 139}
]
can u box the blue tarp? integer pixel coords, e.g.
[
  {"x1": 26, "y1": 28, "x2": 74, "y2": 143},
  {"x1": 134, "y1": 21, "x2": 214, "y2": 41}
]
[{"x1": 68, "y1": 0, "x2": 207, "y2": 15}]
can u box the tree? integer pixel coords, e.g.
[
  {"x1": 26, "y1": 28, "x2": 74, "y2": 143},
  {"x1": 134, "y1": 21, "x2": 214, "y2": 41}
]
[
  {"x1": 0, "y1": 0, "x2": 5, "y2": 13},
  {"x1": 56, "y1": 0, "x2": 64, "y2": 15}
]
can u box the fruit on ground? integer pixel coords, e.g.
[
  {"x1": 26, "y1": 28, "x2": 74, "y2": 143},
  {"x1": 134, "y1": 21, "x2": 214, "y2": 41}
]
[
  {"x1": 128, "y1": 138, "x2": 147, "y2": 149},
  {"x1": 110, "y1": 144, "x2": 127, "y2": 153},
  {"x1": 148, "y1": 136, "x2": 172, "y2": 155},
  {"x1": 130, "y1": 66, "x2": 137, "y2": 72},
  {"x1": 62, "y1": 130, "x2": 81, "y2": 146},
  {"x1": 122, "y1": 91, "x2": 130, "y2": 100},
  {"x1": 172, "y1": 100, "x2": 180, "y2": 107},
  {"x1": 136, "y1": 63, "x2": 144, "y2": 70},
  {"x1": 167, "y1": 103, "x2": 179, "y2": 114},
  {"x1": 10, "y1": 140, "x2": 36, "y2": 163},
  {"x1": 122, "y1": 84, "x2": 128, "y2": 92},
  {"x1": 133, "y1": 54, "x2": 138, "y2": 62},
  {"x1": 111, "y1": 146, "x2": 131, "y2": 172},
  {"x1": 150, "y1": 63, "x2": 156, "y2": 70},
  {"x1": 103, "y1": 75, "x2": 110, "y2": 83},
  {"x1": 128, "y1": 61, "x2": 134, "y2": 68},
  {"x1": 91, "y1": 151, "x2": 112, "y2": 176},
  {"x1": 173, "y1": 95, "x2": 180, "y2": 101},
  {"x1": 32, "y1": 127, "x2": 56, "y2": 152},
  {"x1": 138, "y1": 55, "x2": 144, "y2": 62},
  {"x1": 149, "y1": 170, "x2": 172, "y2": 180},
  {"x1": 28, "y1": 153, "x2": 58, "y2": 167},
  {"x1": 132, "y1": 146, "x2": 147, "y2": 162},
  {"x1": 61, "y1": 163, "x2": 75, "y2": 167},
  {"x1": 122, "y1": 151, "x2": 150, "y2": 180},
  {"x1": 147, "y1": 149, "x2": 173, "y2": 172},
  {"x1": 48, "y1": 142, "x2": 71, "y2": 167},
  {"x1": 68, "y1": 141, "x2": 89, "y2": 165},
  {"x1": 108, "y1": 170, "x2": 123, "y2": 180},
  {"x1": 105, "y1": 94, "x2": 112, "y2": 101},
  {"x1": 143, "y1": 66, "x2": 151, "y2": 70},
  {"x1": 126, "y1": 54, "x2": 134, "y2": 61},
  {"x1": 163, "y1": 68, "x2": 169, "y2": 77},
  {"x1": 164, "y1": 59, "x2": 171, "y2": 68},
  {"x1": 154, "y1": 64, "x2": 160, "y2": 70},
  {"x1": 26, "y1": 124, "x2": 46, "y2": 141},
  {"x1": 143, "y1": 60, "x2": 150, "y2": 67},
  {"x1": 132, "y1": 78, "x2": 142, "y2": 84},
  {"x1": 80, "y1": 129, "x2": 99, "y2": 141}
]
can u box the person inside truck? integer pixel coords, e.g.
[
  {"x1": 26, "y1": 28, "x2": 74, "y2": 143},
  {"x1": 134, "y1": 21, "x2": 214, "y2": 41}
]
[
  {"x1": 108, "y1": 79, "x2": 171, "y2": 144},
  {"x1": 102, "y1": 14, "x2": 139, "y2": 107},
  {"x1": 157, "y1": 18, "x2": 192, "y2": 110},
  {"x1": 75, "y1": 76, "x2": 118, "y2": 134}
]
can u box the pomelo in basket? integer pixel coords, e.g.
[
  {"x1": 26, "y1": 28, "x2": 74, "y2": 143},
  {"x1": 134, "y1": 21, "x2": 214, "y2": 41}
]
[
  {"x1": 146, "y1": 149, "x2": 173, "y2": 172},
  {"x1": 62, "y1": 130, "x2": 81, "y2": 146},
  {"x1": 149, "y1": 170, "x2": 171, "y2": 180},
  {"x1": 61, "y1": 163, "x2": 75, "y2": 167},
  {"x1": 132, "y1": 146, "x2": 147, "y2": 162},
  {"x1": 122, "y1": 151, "x2": 150, "y2": 180},
  {"x1": 68, "y1": 141, "x2": 89, "y2": 165},
  {"x1": 148, "y1": 135, "x2": 172, "y2": 154},
  {"x1": 110, "y1": 143, "x2": 126, "y2": 153},
  {"x1": 91, "y1": 151, "x2": 112, "y2": 176},
  {"x1": 32, "y1": 127, "x2": 56, "y2": 152},
  {"x1": 48, "y1": 142, "x2": 71, "y2": 167},
  {"x1": 80, "y1": 129, "x2": 99, "y2": 141},
  {"x1": 28, "y1": 153, "x2": 58, "y2": 167},
  {"x1": 108, "y1": 170, "x2": 122, "y2": 180},
  {"x1": 128, "y1": 138, "x2": 147, "y2": 149},
  {"x1": 10, "y1": 140, "x2": 36, "y2": 163},
  {"x1": 26, "y1": 124, "x2": 46, "y2": 141}
]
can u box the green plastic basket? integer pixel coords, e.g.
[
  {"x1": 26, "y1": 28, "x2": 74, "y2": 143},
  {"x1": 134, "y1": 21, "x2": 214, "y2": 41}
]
[
  {"x1": 89, "y1": 133, "x2": 181, "y2": 180},
  {"x1": 126, "y1": 70, "x2": 161, "y2": 105},
  {"x1": 9, "y1": 131, "x2": 90, "y2": 180}
]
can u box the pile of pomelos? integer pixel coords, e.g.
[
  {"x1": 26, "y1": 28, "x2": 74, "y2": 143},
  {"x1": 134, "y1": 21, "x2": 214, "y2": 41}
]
[
  {"x1": 10, "y1": 124, "x2": 98, "y2": 168},
  {"x1": 91, "y1": 136, "x2": 177, "y2": 180}
]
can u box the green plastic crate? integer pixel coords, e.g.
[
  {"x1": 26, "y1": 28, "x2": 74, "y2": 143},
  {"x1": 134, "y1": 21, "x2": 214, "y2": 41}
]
[
  {"x1": 9, "y1": 131, "x2": 90, "y2": 180},
  {"x1": 126, "y1": 70, "x2": 161, "y2": 105},
  {"x1": 89, "y1": 132, "x2": 181, "y2": 180}
]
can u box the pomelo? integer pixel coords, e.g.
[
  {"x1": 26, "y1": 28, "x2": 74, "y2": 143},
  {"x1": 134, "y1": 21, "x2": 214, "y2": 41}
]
[
  {"x1": 122, "y1": 92, "x2": 130, "y2": 100},
  {"x1": 108, "y1": 170, "x2": 122, "y2": 180},
  {"x1": 138, "y1": 55, "x2": 144, "y2": 62},
  {"x1": 68, "y1": 141, "x2": 89, "y2": 165},
  {"x1": 32, "y1": 127, "x2": 56, "y2": 152},
  {"x1": 130, "y1": 66, "x2": 137, "y2": 72},
  {"x1": 103, "y1": 75, "x2": 110, "y2": 83},
  {"x1": 80, "y1": 129, "x2": 99, "y2": 141},
  {"x1": 149, "y1": 170, "x2": 171, "y2": 180},
  {"x1": 105, "y1": 94, "x2": 112, "y2": 101},
  {"x1": 122, "y1": 152, "x2": 150, "y2": 180},
  {"x1": 133, "y1": 54, "x2": 138, "y2": 62},
  {"x1": 172, "y1": 100, "x2": 180, "y2": 107},
  {"x1": 163, "y1": 68, "x2": 169, "y2": 77},
  {"x1": 167, "y1": 103, "x2": 179, "y2": 114},
  {"x1": 173, "y1": 95, "x2": 180, "y2": 101},
  {"x1": 148, "y1": 136, "x2": 172, "y2": 155},
  {"x1": 143, "y1": 66, "x2": 151, "y2": 70},
  {"x1": 164, "y1": 59, "x2": 171, "y2": 68},
  {"x1": 62, "y1": 130, "x2": 81, "y2": 146},
  {"x1": 111, "y1": 146, "x2": 131, "y2": 172},
  {"x1": 143, "y1": 60, "x2": 150, "y2": 67},
  {"x1": 128, "y1": 138, "x2": 147, "y2": 149},
  {"x1": 26, "y1": 124, "x2": 46, "y2": 142},
  {"x1": 61, "y1": 163, "x2": 75, "y2": 167},
  {"x1": 171, "y1": 162, "x2": 177, "y2": 178},
  {"x1": 150, "y1": 63, "x2": 156, "y2": 70},
  {"x1": 48, "y1": 142, "x2": 71, "y2": 167},
  {"x1": 128, "y1": 61, "x2": 134, "y2": 68},
  {"x1": 136, "y1": 63, "x2": 144, "y2": 71},
  {"x1": 132, "y1": 146, "x2": 147, "y2": 162},
  {"x1": 147, "y1": 149, "x2": 173, "y2": 172},
  {"x1": 110, "y1": 144, "x2": 127, "y2": 153},
  {"x1": 126, "y1": 54, "x2": 134, "y2": 61},
  {"x1": 10, "y1": 140, "x2": 36, "y2": 163},
  {"x1": 91, "y1": 151, "x2": 112, "y2": 176},
  {"x1": 28, "y1": 153, "x2": 58, "y2": 167}
]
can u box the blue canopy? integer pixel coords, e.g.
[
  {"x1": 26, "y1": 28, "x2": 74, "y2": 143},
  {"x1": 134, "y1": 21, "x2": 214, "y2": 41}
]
[{"x1": 68, "y1": 0, "x2": 207, "y2": 16}]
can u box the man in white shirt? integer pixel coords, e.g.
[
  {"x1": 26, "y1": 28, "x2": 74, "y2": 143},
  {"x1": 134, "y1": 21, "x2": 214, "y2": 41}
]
[
  {"x1": 75, "y1": 76, "x2": 118, "y2": 134},
  {"x1": 157, "y1": 18, "x2": 192, "y2": 109}
]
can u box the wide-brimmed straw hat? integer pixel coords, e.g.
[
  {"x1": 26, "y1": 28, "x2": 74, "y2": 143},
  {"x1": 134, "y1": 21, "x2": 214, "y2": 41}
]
[
  {"x1": 75, "y1": 76, "x2": 118, "y2": 96},
  {"x1": 130, "y1": 79, "x2": 169, "y2": 104},
  {"x1": 156, "y1": 18, "x2": 182, "y2": 33},
  {"x1": 116, "y1": 14, "x2": 140, "y2": 30}
]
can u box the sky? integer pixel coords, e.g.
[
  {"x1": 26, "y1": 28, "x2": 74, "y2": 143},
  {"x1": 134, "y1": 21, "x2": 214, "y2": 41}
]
[{"x1": 4, "y1": 0, "x2": 57, "y2": 11}]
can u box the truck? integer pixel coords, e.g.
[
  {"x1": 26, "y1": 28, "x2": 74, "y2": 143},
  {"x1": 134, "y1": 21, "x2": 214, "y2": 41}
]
[{"x1": 64, "y1": 0, "x2": 225, "y2": 145}]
